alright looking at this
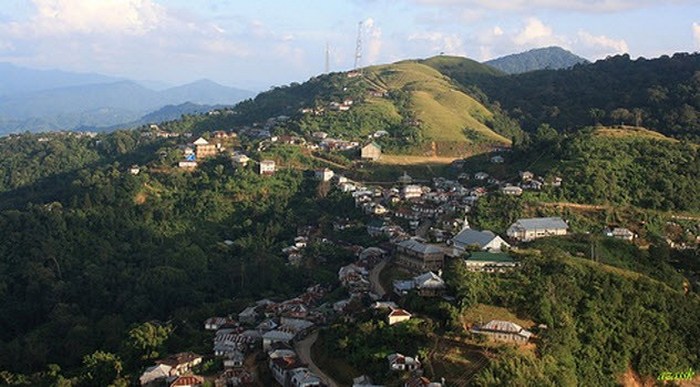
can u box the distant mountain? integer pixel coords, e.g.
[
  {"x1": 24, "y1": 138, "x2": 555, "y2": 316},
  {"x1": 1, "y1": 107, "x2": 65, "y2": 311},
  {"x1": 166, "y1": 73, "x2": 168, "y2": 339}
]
[
  {"x1": 485, "y1": 46, "x2": 589, "y2": 74},
  {"x1": 0, "y1": 62, "x2": 122, "y2": 96},
  {"x1": 0, "y1": 64, "x2": 254, "y2": 134}
]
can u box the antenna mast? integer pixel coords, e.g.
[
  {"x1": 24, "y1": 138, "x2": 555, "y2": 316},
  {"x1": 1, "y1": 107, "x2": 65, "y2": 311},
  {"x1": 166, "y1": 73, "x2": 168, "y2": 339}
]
[
  {"x1": 354, "y1": 21, "x2": 363, "y2": 70},
  {"x1": 325, "y1": 41, "x2": 330, "y2": 74}
]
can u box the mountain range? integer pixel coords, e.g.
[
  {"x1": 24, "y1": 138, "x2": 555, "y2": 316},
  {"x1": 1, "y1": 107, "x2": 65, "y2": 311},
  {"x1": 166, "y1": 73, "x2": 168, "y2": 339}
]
[{"x1": 0, "y1": 63, "x2": 254, "y2": 134}]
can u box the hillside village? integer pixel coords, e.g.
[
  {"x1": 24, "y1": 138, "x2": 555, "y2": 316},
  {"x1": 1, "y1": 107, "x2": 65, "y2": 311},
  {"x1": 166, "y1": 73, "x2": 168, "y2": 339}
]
[{"x1": 129, "y1": 121, "x2": 682, "y2": 387}]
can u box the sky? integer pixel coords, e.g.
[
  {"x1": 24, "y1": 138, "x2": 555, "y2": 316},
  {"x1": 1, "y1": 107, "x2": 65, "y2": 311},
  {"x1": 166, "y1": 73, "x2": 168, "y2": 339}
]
[{"x1": 0, "y1": 0, "x2": 699, "y2": 91}]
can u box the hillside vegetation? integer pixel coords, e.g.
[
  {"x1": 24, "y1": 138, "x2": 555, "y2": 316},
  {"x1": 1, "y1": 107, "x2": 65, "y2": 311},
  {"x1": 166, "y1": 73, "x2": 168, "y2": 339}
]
[
  {"x1": 471, "y1": 53, "x2": 700, "y2": 141},
  {"x1": 484, "y1": 46, "x2": 589, "y2": 74}
]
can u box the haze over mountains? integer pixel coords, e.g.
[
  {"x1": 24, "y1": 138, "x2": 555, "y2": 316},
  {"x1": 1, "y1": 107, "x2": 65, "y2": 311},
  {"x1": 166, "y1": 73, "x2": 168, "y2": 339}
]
[{"x1": 0, "y1": 63, "x2": 254, "y2": 134}]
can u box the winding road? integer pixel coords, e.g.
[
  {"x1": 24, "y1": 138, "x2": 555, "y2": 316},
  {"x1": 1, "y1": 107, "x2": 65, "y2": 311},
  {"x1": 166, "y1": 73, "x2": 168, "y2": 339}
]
[
  {"x1": 295, "y1": 331, "x2": 340, "y2": 387},
  {"x1": 369, "y1": 258, "x2": 388, "y2": 297}
]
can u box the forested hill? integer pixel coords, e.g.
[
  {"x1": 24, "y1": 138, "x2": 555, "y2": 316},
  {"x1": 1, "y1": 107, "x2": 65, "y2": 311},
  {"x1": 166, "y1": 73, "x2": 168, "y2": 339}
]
[
  {"x1": 484, "y1": 46, "x2": 588, "y2": 74},
  {"x1": 471, "y1": 53, "x2": 700, "y2": 141}
]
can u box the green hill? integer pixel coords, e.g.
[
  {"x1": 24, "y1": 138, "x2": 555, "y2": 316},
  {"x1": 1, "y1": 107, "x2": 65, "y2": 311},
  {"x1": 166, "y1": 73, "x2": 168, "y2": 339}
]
[
  {"x1": 470, "y1": 53, "x2": 700, "y2": 142},
  {"x1": 220, "y1": 58, "x2": 513, "y2": 157},
  {"x1": 484, "y1": 46, "x2": 589, "y2": 74}
]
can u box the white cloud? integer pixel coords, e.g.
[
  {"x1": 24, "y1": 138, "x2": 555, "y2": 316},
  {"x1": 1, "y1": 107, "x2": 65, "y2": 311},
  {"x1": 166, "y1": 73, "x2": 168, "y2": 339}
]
[
  {"x1": 513, "y1": 18, "x2": 565, "y2": 47},
  {"x1": 493, "y1": 26, "x2": 504, "y2": 36},
  {"x1": 577, "y1": 30, "x2": 628, "y2": 56},
  {"x1": 693, "y1": 22, "x2": 700, "y2": 48},
  {"x1": 407, "y1": 32, "x2": 465, "y2": 56},
  {"x1": 27, "y1": 0, "x2": 164, "y2": 36},
  {"x1": 363, "y1": 18, "x2": 383, "y2": 65},
  {"x1": 409, "y1": 0, "x2": 692, "y2": 13}
]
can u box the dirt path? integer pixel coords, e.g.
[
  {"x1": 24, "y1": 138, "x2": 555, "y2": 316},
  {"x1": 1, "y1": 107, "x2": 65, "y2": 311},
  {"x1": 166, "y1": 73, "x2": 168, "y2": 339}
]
[
  {"x1": 369, "y1": 259, "x2": 388, "y2": 297},
  {"x1": 295, "y1": 331, "x2": 340, "y2": 387}
]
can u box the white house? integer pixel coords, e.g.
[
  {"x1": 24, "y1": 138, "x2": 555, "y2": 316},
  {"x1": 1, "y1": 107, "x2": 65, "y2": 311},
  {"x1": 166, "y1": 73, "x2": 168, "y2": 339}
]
[
  {"x1": 139, "y1": 364, "x2": 172, "y2": 385},
  {"x1": 387, "y1": 353, "x2": 421, "y2": 372},
  {"x1": 471, "y1": 320, "x2": 533, "y2": 343},
  {"x1": 259, "y1": 160, "x2": 276, "y2": 175},
  {"x1": 314, "y1": 168, "x2": 334, "y2": 182},
  {"x1": 452, "y1": 228, "x2": 510, "y2": 253},
  {"x1": 507, "y1": 217, "x2": 568, "y2": 241},
  {"x1": 387, "y1": 308, "x2": 412, "y2": 325},
  {"x1": 402, "y1": 184, "x2": 423, "y2": 199}
]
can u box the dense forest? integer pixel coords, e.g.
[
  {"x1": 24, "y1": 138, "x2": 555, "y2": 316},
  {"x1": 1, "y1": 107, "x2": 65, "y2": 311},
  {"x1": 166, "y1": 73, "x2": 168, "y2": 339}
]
[
  {"x1": 472, "y1": 53, "x2": 700, "y2": 141},
  {"x1": 0, "y1": 131, "x2": 359, "y2": 384}
]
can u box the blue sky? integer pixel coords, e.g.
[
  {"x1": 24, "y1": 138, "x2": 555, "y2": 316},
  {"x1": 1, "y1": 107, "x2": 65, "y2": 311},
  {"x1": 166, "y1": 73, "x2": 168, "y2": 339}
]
[{"x1": 0, "y1": 0, "x2": 698, "y2": 90}]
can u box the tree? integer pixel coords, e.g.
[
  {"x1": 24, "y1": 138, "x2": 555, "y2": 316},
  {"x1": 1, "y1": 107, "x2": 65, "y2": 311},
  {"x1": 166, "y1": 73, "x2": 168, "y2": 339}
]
[
  {"x1": 589, "y1": 108, "x2": 605, "y2": 126},
  {"x1": 125, "y1": 322, "x2": 173, "y2": 363},
  {"x1": 81, "y1": 351, "x2": 122, "y2": 387}
]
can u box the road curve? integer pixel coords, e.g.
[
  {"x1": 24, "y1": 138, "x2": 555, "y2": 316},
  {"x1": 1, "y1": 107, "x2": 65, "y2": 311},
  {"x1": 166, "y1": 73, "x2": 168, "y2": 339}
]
[
  {"x1": 369, "y1": 258, "x2": 388, "y2": 297},
  {"x1": 295, "y1": 331, "x2": 340, "y2": 387}
]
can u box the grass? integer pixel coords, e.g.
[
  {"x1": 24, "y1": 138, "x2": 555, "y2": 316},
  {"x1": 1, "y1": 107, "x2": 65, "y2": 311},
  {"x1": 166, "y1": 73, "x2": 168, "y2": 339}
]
[
  {"x1": 361, "y1": 61, "x2": 510, "y2": 156},
  {"x1": 593, "y1": 125, "x2": 678, "y2": 142},
  {"x1": 461, "y1": 303, "x2": 536, "y2": 330}
]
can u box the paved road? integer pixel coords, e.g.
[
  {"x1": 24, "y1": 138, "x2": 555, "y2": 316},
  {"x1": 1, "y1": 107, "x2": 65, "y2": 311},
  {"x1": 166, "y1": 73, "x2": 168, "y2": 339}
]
[
  {"x1": 295, "y1": 331, "x2": 340, "y2": 387},
  {"x1": 369, "y1": 258, "x2": 388, "y2": 297}
]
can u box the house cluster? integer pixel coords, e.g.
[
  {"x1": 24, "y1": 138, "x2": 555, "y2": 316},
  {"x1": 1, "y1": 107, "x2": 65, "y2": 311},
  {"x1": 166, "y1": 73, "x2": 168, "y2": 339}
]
[
  {"x1": 393, "y1": 271, "x2": 446, "y2": 297},
  {"x1": 267, "y1": 343, "x2": 324, "y2": 387},
  {"x1": 334, "y1": 246, "x2": 388, "y2": 313},
  {"x1": 139, "y1": 352, "x2": 204, "y2": 387},
  {"x1": 177, "y1": 136, "x2": 228, "y2": 169},
  {"x1": 385, "y1": 353, "x2": 444, "y2": 386}
]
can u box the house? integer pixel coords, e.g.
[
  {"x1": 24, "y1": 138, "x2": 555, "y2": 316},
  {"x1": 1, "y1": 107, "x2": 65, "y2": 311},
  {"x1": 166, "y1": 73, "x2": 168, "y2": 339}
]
[
  {"x1": 262, "y1": 330, "x2": 295, "y2": 351},
  {"x1": 232, "y1": 154, "x2": 250, "y2": 166},
  {"x1": 268, "y1": 349, "x2": 301, "y2": 386},
  {"x1": 413, "y1": 271, "x2": 446, "y2": 297},
  {"x1": 360, "y1": 142, "x2": 382, "y2": 161},
  {"x1": 129, "y1": 165, "x2": 141, "y2": 175},
  {"x1": 193, "y1": 137, "x2": 217, "y2": 159},
  {"x1": 314, "y1": 168, "x2": 334, "y2": 182},
  {"x1": 387, "y1": 353, "x2": 421, "y2": 372},
  {"x1": 169, "y1": 375, "x2": 204, "y2": 387},
  {"x1": 259, "y1": 160, "x2": 276, "y2": 175},
  {"x1": 519, "y1": 171, "x2": 534, "y2": 181},
  {"x1": 452, "y1": 228, "x2": 510, "y2": 253},
  {"x1": 474, "y1": 172, "x2": 489, "y2": 180},
  {"x1": 155, "y1": 352, "x2": 202, "y2": 376},
  {"x1": 387, "y1": 308, "x2": 412, "y2": 325},
  {"x1": 402, "y1": 185, "x2": 423, "y2": 200},
  {"x1": 178, "y1": 160, "x2": 198, "y2": 169},
  {"x1": 507, "y1": 217, "x2": 568, "y2": 241},
  {"x1": 490, "y1": 155, "x2": 504, "y2": 163},
  {"x1": 216, "y1": 368, "x2": 254, "y2": 387},
  {"x1": 238, "y1": 306, "x2": 258, "y2": 325},
  {"x1": 204, "y1": 317, "x2": 236, "y2": 331},
  {"x1": 522, "y1": 179, "x2": 544, "y2": 190},
  {"x1": 139, "y1": 364, "x2": 172, "y2": 386},
  {"x1": 395, "y1": 238, "x2": 445, "y2": 272},
  {"x1": 471, "y1": 320, "x2": 533, "y2": 344},
  {"x1": 464, "y1": 252, "x2": 518, "y2": 273},
  {"x1": 605, "y1": 227, "x2": 635, "y2": 241},
  {"x1": 289, "y1": 367, "x2": 323, "y2": 387},
  {"x1": 223, "y1": 350, "x2": 245, "y2": 368},
  {"x1": 501, "y1": 185, "x2": 523, "y2": 196}
]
